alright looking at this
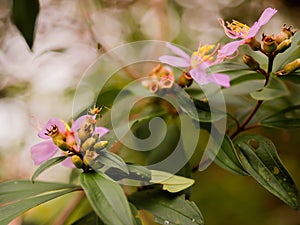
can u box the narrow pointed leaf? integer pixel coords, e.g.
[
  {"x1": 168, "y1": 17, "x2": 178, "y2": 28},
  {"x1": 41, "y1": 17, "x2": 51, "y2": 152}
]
[
  {"x1": 88, "y1": 150, "x2": 129, "y2": 174},
  {"x1": 0, "y1": 180, "x2": 81, "y2": 225},
  {"x1": 213, "y1": 135, "x2": 249, "y2": 175},
  {"x1": 31, "y1": 156, "x2": 68, "y2": 183},
  {"x1": 11, "y1": 0, "x2": 39, "y2": 49},
  {"x1": 0, "y1": 180, "x2": 80, "y2": 204},
  {"x1": 235, "y1": 134, "x2": 299, "y2": 209},
  {"x1": 129, "y1": 190, "x2": 204, "y2": 225},
  {"x1": 150, "y1": 170, "x2": 194, "y2": 193},
  {"x1": 80, "y1": 172, "x2": 137, "y2": 225},
  {"x1": 261, "y1": 105, "x2": 300, "y2": 128}
]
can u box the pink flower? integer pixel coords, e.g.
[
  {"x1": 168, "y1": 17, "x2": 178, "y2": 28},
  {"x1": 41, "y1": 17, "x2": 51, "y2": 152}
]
[
  {"x1": 31, "y1": 115, "x2": 109, "y2": 166},
  {"x1": 159, "y1": 42, "x2": 230, "y2": 88},
  {"x1": 142, "y1": 64, "x2": 175, "y2": 93},
  {"x1": 218, "y1": 7, "x2": 277, "y2": 59}
]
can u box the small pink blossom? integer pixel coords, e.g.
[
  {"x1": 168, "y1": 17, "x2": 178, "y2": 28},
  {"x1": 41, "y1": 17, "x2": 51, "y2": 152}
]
[
  {"x1": 142, "y1": 64, "x2": 175, "y2": 93},
  {"x1": 159, "y1": 42, "x2": 230, "y2": 88},
  {"x1": 218, "y1": 7, "x2": 277, "y2": 58},
  {"x1": 30, "y1": 115, "x2": 109, "y2": 166}
]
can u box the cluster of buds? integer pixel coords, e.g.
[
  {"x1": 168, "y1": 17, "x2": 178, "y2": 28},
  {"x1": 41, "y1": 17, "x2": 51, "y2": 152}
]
[
  {"x1": 71, "y1": 114, "x2": 109, "y2": 171},
  {"x1": 142, "y1": 64, "x2": 175, "y2": 93},
  {"x1": 242, "y1": 24, "x2": 297, "y2": 75},
  {"x1": 31, "y1": 106, "x2": 109, "y2": 171},
  {"x1": 261, "y1": 25, "x2": 296, "y2": 55}
]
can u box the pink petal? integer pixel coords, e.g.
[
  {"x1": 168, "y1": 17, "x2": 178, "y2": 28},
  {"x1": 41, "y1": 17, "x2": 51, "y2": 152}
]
[
  {"x1": 166, "y1": 42, "x2": 190, "y2": 61},
  {"x1": 190, "y1": 68, "x2": 210, "y2": 85},
  {"x1": 159, "y1": 55, "x2": 190, "y2": 68},
  {"x1": 30, "y1": 140, "x2": 58, "y2": 165},
  {"x1": 247, "y1": 8, "x2": 277, "y2": 38},
  {"x1": 71, "y1": 115, "x2": 88, "y2": 132},
  {"x1": 94, "y1": 127, "x2": 110, "y2": 138},
  {"x1": 38, "y1": 118, "x2": 65, "y2": 139},
  {"x1": 208, "y1": 73, "x2": 231, "y2": 88},
  {"x1": 218, "y1": 40, "x2": 244, "y2": 59},
  {"x1": 257, "y1": 8, "x2": 277, "y2": 26},
  {"x1": 61, "y1": 156, "x2": 76, "y2": 168}
]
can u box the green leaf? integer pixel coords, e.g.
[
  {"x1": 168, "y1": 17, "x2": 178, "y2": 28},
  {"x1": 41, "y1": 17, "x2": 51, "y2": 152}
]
[
  {"x1": 193, "y1": 99, "x2": 227, "y2": 122},
  {"x1": 235, "y1": 134, "x2": 299, "y2": 209},
  {"x1": 229, "y1": 73, "x2": 265, "y2": 86},
  {"x1": 80, "y1": 172, "x2": 137, "y2": 225},
  {"x1": 209, "y1": 62, "x2": 264, "y2": 86},
  {"x1": 250, "y1": 76, "x2": 289, "y2": 101},
  {"x1": 71, "y1": 211, "x2": 105, "y2": 225},
  {"x1": 129, "y1": 190, "x2": 204, "y2": 225},
  {"x1": 175, "y1": 86, "x2": 226, "y2": 122},
  {"x1": 11, "y1": 0, "x2": 39, "y2": 49},
  {"x1": 278, "y1": 72, "x2": 300, "y2": 84},
  {"x1": 150, "y1": 170, "x2": 195, "y2": 193},
  {"x1": 105, "y1": 164, "x2": 151, "y2": 182},
  {"x1": 129, "y1": 203, "x2": 143, "y2": 225},
  {"x1": 0, "y1": 180, "x2": 81, "y2": 224},
  {"x1": 31, "y1": 156, "x2": 68, "y2": 183},
  {"x1": 261, "y1": 104, "x2": 300, "y2": 128},
  {"x1": 209, "y1": 62, "x2": 252, "y2": 73},
  {"x1": 213, "y1": 135, "x2": 249, "y2": 176},
  {"x1": 88, "y1": 150, "x2": 129, "y2": 175},
  {"x1": 0, "y1": 180, "x2": 80, "y2": 204}
]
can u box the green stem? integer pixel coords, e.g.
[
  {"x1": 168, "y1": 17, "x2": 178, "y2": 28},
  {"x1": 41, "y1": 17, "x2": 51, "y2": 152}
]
[{"x1": 230, "y1": 55, "x2": 274, "y2": 139}]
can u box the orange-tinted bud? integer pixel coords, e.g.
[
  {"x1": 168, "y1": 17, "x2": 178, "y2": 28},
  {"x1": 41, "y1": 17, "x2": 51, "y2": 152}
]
[
  {"x1": 275, "y1": 24, "x2": 297, "y2": 44},
  {"x1": 262, "y1": 34, "x2": 277, "y2": 53},
  {"x1": 242, "y1": 54, "x2": 260, "y2": 70},
  {"x1": 275, "y1": 39, "x2": 292, "y2": 54},
  {"x1": 178, "y1": 72, "x2": 193, "y2": 88},
  {"x1": 276, "y1": 58, "x2": 300, "y2": 76},
  {"x1": 248, "y1": 38, "x2": 261, "y2": 51}
]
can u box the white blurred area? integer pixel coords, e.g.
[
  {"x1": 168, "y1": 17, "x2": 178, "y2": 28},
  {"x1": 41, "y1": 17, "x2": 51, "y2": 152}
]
[
  {"x1": 0, "y1": 0, "x2": 290, "y2": 182},
  {"x1": 0, "y1": 0, "x2": 99, "y2": 181}
]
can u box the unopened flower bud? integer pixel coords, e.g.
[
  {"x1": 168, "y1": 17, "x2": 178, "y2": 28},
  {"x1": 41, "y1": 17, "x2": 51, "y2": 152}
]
[
  {"x1": 242, "y1": 54, "x2": 260, "y2": 70},
  {"x1": 274, "y1": 39, "x2": 292, "y2": 54},
  {"x1": 262, "y1": 34, "x2": 277, "y2": 53},
  {"x1": 94, "y1": 140, "x2": 108, "y2": 152},
  {"x1": 276, "y1": 58, "x2": 300, "y2": 76},
  {"x1": 72, "y1": 155, "x2": 83, "y2": 168},
  {"x1": 78, "y1": 117, "x2": 96, "y2": 142},
  {"x1": 248, "y1": 38, "x2": 261, "y2": 51},
  {"x1": 81, "y1": 136, "x2": 97, "y2": 152},
  {"x1": 178, "y1": 72, "x2": 193, "y2": 88},
  {"x1": 275, "y1": 24, "x2": 297, "y2": 44},
  {"x1": 83, "y1": 150, "x2": 98, "y2": 166},
  {"x1": 45, "y1": 125, "x2": 70, "y2": 151}
]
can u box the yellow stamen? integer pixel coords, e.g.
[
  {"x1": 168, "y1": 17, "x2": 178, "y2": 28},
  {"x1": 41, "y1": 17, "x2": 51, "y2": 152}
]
[{"x1": 228, "y1": 20, "x2": 250, "y2": 37}]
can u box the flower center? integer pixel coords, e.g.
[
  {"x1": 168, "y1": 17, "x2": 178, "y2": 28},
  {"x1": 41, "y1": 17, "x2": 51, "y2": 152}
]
[
  {"x1": 190, "y1": 44, "x2": 217, "y2": 67},
  {"x1": 227, "y1": 20, "x2": 250, "y2": 38}
]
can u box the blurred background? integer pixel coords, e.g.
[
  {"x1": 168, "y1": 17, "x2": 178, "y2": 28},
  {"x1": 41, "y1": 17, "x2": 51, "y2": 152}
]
[{"x1": 1, "y1": 0, "x2": 300, "y2": 224}]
